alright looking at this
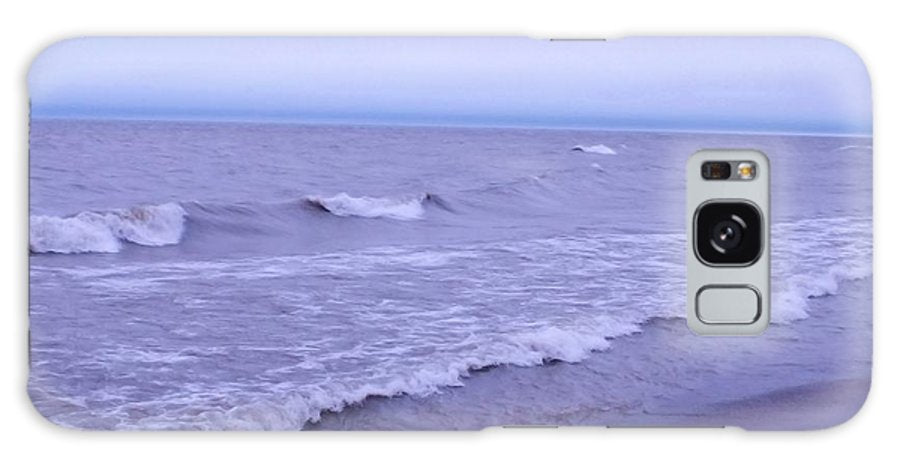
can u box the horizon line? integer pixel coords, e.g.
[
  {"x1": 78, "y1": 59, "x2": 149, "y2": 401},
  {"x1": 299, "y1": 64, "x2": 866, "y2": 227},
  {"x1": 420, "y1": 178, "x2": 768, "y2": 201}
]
[{"x1": 28, "y1": 114, "x2": 873, "y2": 139}]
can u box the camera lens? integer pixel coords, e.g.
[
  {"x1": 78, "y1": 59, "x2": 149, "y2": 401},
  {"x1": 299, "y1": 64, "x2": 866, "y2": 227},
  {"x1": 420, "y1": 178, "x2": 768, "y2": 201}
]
[
  {"x1": 711, "y1": 218, "x2": 743, "y2": 251},
  {"x1": 695, "y1": 202, "x2": 762, "y2": 265}
]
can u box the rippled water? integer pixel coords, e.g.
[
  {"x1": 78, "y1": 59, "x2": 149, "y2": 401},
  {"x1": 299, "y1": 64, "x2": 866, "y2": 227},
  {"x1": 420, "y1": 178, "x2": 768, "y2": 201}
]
[{"x1": 28, "y1": 119, "x2": 872, "y2": 429}]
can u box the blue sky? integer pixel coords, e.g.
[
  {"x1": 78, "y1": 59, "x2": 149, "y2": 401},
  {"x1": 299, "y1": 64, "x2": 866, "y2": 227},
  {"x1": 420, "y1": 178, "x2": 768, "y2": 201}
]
[{"x1": 28, "y1": 37, "x2": 871, "y2": 134}]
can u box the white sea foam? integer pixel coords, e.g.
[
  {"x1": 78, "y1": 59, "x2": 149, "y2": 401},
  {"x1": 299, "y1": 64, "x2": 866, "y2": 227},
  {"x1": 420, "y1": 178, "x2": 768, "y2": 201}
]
[
  {"x1": 306, "y1": 193, "x2": 427, "y2": 220},
  {"x1": 769, "y1": 217, "x2": 872, "y2": 323},
  {"x1": 571, "y1": 143, "x2": 616, "y2": 155},
  {"x1": 132, "y1": 318, "x2": 641, "y2": 430},
  {"x1": 30, "y1": 216, "x2": 870, "y2": 429},
  {"x1": 771, "y1": 262, "x2": 871, "y2": 323},
  {"x1": 506, "y1": 319, "x2": 641, "y2": 363},
  {"x1": 30, "y1": 203, "x2": 186, "y2": 254}
]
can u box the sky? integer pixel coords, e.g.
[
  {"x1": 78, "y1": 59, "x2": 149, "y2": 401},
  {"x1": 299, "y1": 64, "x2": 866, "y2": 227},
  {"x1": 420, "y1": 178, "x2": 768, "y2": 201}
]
[{"x1": 28, "y1": 37, "x2": 872, "y2": 134}]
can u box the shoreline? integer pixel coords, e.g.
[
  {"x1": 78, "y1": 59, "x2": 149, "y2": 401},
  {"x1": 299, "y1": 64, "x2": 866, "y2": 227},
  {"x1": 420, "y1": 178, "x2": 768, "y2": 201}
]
[{"x1": 309, "y1": 276, "x2": 872, "y2": 431}]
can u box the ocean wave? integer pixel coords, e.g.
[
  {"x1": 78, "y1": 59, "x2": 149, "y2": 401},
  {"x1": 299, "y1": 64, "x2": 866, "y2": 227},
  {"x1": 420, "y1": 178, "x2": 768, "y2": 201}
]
[
  {"x1": 834, "y1": 144, "x2": 873, "y2": 152},
  {"x1": 770, "y1": 217, "x2": 872, "y2": 323},
  {"x1": 206, "y1": 249, "x2": 872, "y2": 430},
  {"x1": 771, "y1": 262, "x2": 871, "y2": 324},
  {"x1": 571, "y1": 143, "x2": 616, "y2": 155},
  {"x1": 305, "y1": 192, "x2": 445, "y2": 220},
  {"x1": 505, "y1": 322, "x2": 640, "y2": 363},
  {"x1": 30, "y1": 203, "x2": 186, "y2": 254},
  {"x1": 29, "y1": 192, "x2": 454, "y2": 254},
  {"x1": 141, "y1": 318, "x2": 641, "y2": 430},
  {"x1": 30, "y1": 216, "x2": 870, "y2": 429}
]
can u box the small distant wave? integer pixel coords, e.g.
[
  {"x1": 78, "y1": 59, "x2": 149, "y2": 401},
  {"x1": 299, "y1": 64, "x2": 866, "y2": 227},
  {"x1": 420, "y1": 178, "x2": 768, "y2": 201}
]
[
  {"x1": 30, "y1": 203, "x2": 186, "y2": 254},
  {"x1": 305, "y1": 192, "x2": 447, "y2": 221},
  {"x1": 834, "y1": 144, "x2": 873, "y2": 152},
  {"x1": 571, "y1": 143, "x2": 616, "y2": 155}
]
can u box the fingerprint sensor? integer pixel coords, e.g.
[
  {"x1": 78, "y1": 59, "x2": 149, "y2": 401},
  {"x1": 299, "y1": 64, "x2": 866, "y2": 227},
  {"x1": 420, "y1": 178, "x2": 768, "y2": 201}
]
[{"x1": 696, "y1": 286, "x2": 761, "y2": 324}]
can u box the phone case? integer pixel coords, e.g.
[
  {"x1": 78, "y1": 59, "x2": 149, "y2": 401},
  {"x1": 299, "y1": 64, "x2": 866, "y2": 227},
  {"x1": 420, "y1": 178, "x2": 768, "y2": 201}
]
[{"x1": 27, "y1": 37, "x2": 872, "y2": 430}]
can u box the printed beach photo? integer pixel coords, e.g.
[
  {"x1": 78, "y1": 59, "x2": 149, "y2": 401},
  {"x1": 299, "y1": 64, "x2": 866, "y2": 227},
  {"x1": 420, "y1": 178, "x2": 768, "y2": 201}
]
[{"x1": 27, "y1": 37, "x2": 872, "y2": 430}]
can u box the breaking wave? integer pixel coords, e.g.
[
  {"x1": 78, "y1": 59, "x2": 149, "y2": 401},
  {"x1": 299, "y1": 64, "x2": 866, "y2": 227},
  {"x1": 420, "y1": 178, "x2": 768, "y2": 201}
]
[
  {"x1": 29, "y1": 215, "x2": 871, "y2": 429},
  {"x1": 30, "y1": 203, "x2": 186, "y2": 254},
  {"x1": 769, "y1": 217, "x2": 872, "y2": 323},
  {"x1": 29, "y1": 193, "x2": 454, "y2": 254},
  {"x1": 133, "y1": 318, "x2": 641, "y2": 430},
  {"x1": 304, "y1": 192, "x2": 448, "y2": 220}
]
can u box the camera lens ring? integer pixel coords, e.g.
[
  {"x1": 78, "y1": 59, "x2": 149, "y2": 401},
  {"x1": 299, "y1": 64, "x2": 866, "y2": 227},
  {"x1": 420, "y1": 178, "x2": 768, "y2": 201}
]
[{"x1": 693, "y1": 201, "x2": 763, "y2": 266}]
